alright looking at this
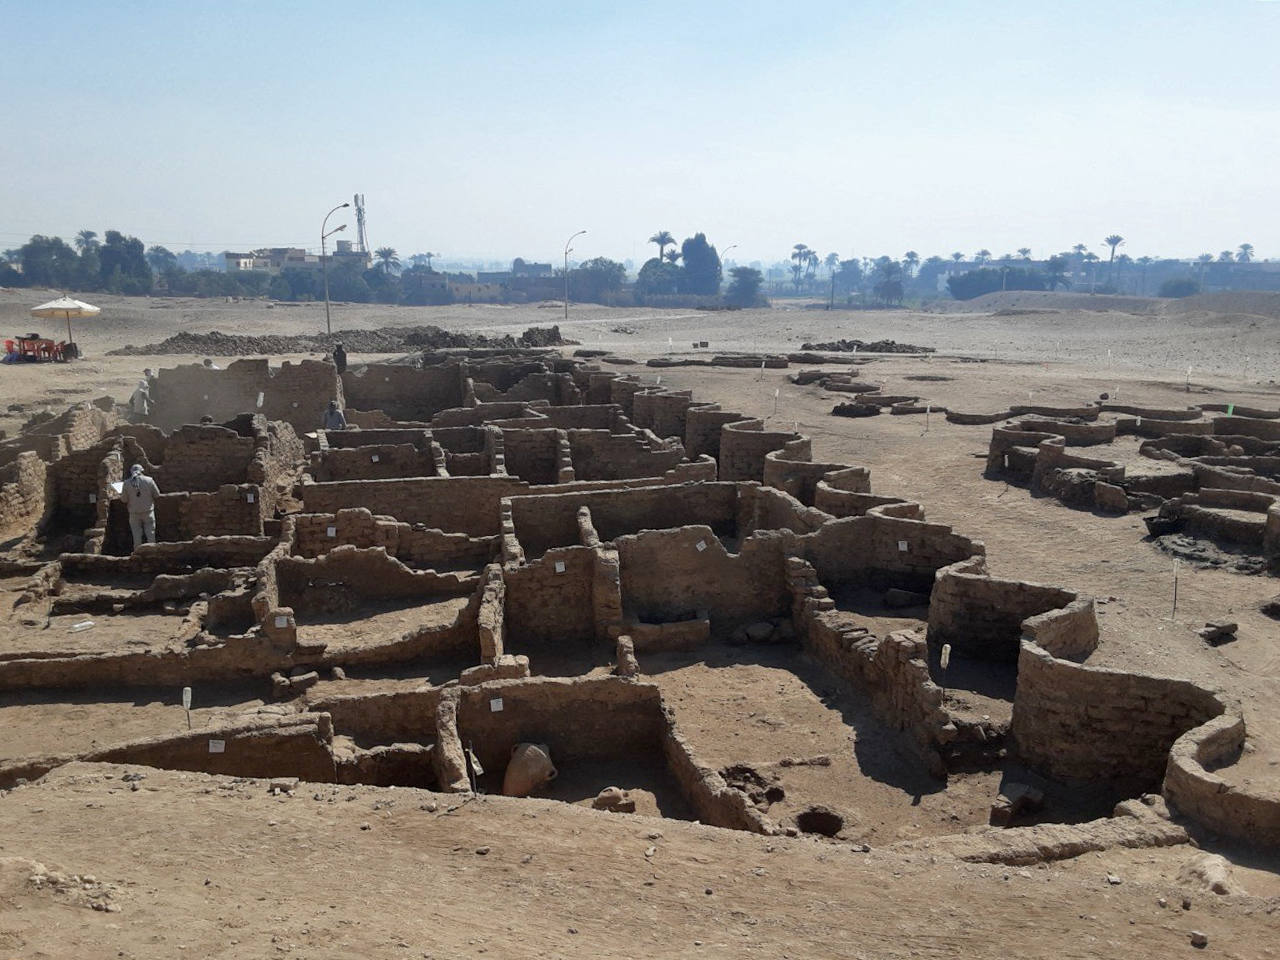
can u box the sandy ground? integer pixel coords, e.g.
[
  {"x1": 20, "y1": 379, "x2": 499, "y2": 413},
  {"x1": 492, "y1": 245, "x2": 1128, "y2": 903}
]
[{"x1": 3, "y1": 289, "x2": 1280, "y2": 957}]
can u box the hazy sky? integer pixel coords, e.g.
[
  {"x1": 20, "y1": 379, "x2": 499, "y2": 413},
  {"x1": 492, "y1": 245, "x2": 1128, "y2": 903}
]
[{"x1": 3, "y1": 0, "x2": 1278, "y2": 266}]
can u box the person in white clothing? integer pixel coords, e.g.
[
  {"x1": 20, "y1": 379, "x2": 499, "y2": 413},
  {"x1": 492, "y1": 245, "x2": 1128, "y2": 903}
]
[
  {"x1": 129, "y1": 380, "x2": 151, "y2": 420},
  {"x1": 124, "y1": 463, "x2": 161, "y2": 549}
]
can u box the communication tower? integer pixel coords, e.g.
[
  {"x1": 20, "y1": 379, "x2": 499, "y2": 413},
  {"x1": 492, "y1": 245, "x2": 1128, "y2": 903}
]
[{"x1": 353, "y1": 194, "x2": 369, "y2": 254}]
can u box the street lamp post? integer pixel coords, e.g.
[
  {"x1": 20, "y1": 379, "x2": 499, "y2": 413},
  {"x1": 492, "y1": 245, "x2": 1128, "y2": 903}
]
[
  {"x1": 563, "y1": 229, "x2": 586, "y2": 322},
  {"x1": 321, "y1": 201, "x2": 351, "y2": 338}
]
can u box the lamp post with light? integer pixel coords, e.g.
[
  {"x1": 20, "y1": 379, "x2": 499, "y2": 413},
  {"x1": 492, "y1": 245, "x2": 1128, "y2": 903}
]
[
  {"x1": 321, "y1": 201, "x2": 350, "y2": 337},
  {"x1": 563, "y1": 229, "x2": 586, "y2": 322}
]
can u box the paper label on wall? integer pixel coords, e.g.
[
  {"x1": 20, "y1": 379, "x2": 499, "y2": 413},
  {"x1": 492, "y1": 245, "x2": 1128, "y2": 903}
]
[
  {"x1": 695, "y1": 540, "x2": 706, "y2": 552},
  {"x1": 208, "y1": 739, "x2": 225, "y2": 754},
  {"x1": 182, "y1": 686, "x2": 192, "y2": 709},
  {"x1": 371, "y1": 454, "x2": 379, "y2": 463},
  {"x1": 256, "y1": 392, "x2": 264, "y2": 408},
  {"x1": 897, "y1": 540, "x2": 908, "y2": 552},
  {"x1": 326, "y1": 526, "x2": 336, "y2": 537},
  {"x1": 246, "y1": 492, "x2": 255, "y2": 503},
  {"x1": 489, "y1": 698, "x2": 504, "y2": 712},
  {"x1": 203, "y1": 395, "x2": 208, "y2": 401},
  {"x1": 274, "y1": 614, "x2": 289, "y2": 628},
  {"x1": 554, "y1": 560, "x2": 566, "y2": 574},
  {"x1": 88, "y1": 493, "x2": 97, "y2": 503}
]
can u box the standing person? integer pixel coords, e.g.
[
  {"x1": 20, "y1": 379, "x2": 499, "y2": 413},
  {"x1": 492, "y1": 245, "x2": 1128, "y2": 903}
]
[
  {"x1": 323, "y1": 399, "x2": 348, "y2": 431},
  {"x1": 124, "y1": 464, "x2": 160, "y2": 549},
  {"x1": 332, "y1": 341, "x2": 347, "y2": 375},
  {"x1": 129, "y1": 380, "x2": 151, "y2": 421}
]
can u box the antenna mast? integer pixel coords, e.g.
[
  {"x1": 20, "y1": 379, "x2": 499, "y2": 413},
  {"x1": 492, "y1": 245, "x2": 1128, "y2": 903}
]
[{"x1": 354, "y1": 194, "x2": 368, "y2": 254}]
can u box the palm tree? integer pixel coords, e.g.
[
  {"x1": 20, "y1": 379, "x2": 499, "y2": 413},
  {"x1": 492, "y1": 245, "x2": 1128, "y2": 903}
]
[
  {"x1": 824, "y1": 252, "x2": 841, "y2": 277},
  {"x1": 903, "y1": 250, "x2": 919, "y2": 278},
  {"x1": 1196, "y1": 253, "x2": 1213, "y2": 288},
  {"x1": 1104, "y1": 234, "x2": 1124, "y2": 284},
  {"x1": 1136, "y1": 255, "x2": 1154, "y2": 295},
  {"x1": 1237, "y1": 243, "x2": 1254, "y2": 263},
  {"x1": 1017, "y1": 247, "x2": 1032, "y2": 261},
  {"x1": 805, "y1": 249, "x2": 819, "y2": 280},
  {"x1": 1083, "y1": 251, "x2": 1100, "y2": 292},
  {"x1": 374, "y1": 247, "x2": 401, "y2": 275},
  {"x1": 974, "y1": 249, "x2": 991, "y2": 265},
  {"x1": 662, "y1": 247, "x2": 681, "y2": 264},
  {"x1": 74, "y1": 230, "x2": 99, "y2": 253},
  {"x1": 950, "y1": 252, "x2": 964, "y2": 264},
  {"x1": 790, "y1": 244, "x2": 811, "y2": 292},
  {"x1": 1115, "y1": 253, "x2": 1133, "y2": 293},
  {"x1": 648, "y1": 231, "x2": 674, "y2": 263}
]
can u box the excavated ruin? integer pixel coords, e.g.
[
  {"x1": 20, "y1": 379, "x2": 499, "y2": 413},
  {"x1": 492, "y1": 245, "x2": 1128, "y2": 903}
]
[{"x1": 2, "y1": 350, "x2": 1278, "y2": 853}]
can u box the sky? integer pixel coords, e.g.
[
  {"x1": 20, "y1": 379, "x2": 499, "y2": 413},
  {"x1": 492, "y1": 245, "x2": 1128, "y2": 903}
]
[{"x1": 2, "y1": 0, "x2": 1278, "y2": 267}]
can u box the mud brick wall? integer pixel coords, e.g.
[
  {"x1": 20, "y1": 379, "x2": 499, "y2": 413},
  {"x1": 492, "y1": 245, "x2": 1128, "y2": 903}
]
[
  {"x1": 310, "y1": 688, "x2": 445, "y2": 746},
  {"x1": 1013, "y1": 417, "x2": 1117, "y2": 446},
  {"x1": 432, "y1": 402, "x2": 538, "y2": 427},
  {"x1": 738, "y1": 484, "x2": 831, "y2": 536},
  {"x1": 309, "y1": 444, "x2": 439, "y2": 481},
  {"x1": 0, "y1": 402, "x2": 122, "y2": 469},
  {"x1": 567, "y1": 429, "x2": 685, "y2": 481},
  {"x1": 1012, "y1": 640, "x2": 1227, "y2": 792},
  {"x1": 927, "y1": 556, "x2": 1079, "y2": 662},
  {"x1": 302, "y1": 476, "x2": 532, "y2": 535},
  {"x1": 323, "y1": 428, "x2": 432, "y2": 449},
  {"x1": 141, "y1": 485, "x2": 263, "y2": 542},
  {"x1": 467, "y1": 360, "x2": 548, "y2": 393},
  {"x1": 291, "y1": 508, "x2": 497, "y2": 570},
  {"x1": 276, "y1": 545, "x2": 476, "y2": 609},
  {"x1": 146, "y1": 425, "x2": 255, "y2": 492},
  {"x1": 608, "y1": 376, "x2": 647, "y2": 418},
  {"x1": 1214, "y1": 415, "x2": 1280, "y2": 442},
  {"x1": 501, "y1": 428, "x2": 563, "y2": 485},
  {"x1": 803, "y1": 609, "x2": 947, "y2": 777},
  {"x1": 150, "y1": 359, "x2": 339, "y2": 435},
  {"x1": 684, "y1": 404, "x2": 744, "y2": 462},
  {"x1": 341, "y1": 363, "x2": 464, "y2": 422},
  {"x1": 536, "y1": 404, "x2": 623, "y2": 431},
  {"x1": 507, "y1": 483, "x2": 740, "y2": 559},
  {"x1": 60, "y1": 537, "x2": 277, "y2": 577},
  {"x1": 48, "y1": 443, "x2": 117, "y2": 530},
  {"x1": 632, "y1": 390, "x2": 694, "y2": 439},
  {"x1": 1165, "y1": 713, "x2": 1280, "y2": 849},
  {"x1": 493, "y1": 371, "x2": 579, "y2": 406},
  {"x1": 454, "y1": 676, "x2": 667, "y2": 779},
  {"x1": 584, "y1": 372, "x2": 619, "y2": 406},
  {"x1": 617, "y1": 526, "x2": 789, "y2": 633},
  {"x1": 763, "y1": 446, "x2": 850, "y2": 506},
  {"x1": 720, "y1": 420, "x2": 806, "y2": 482},
  {"x1": 503, "y1": 545, "x2": 597, "y2": 648},
  {"x1": 661, "y1": 723, "x2": 772, "y2": 833},
  {"x1": 0, "y1": 451, "x2": 48, "y2": 537},
  {"x1": 798, "y1": 511, "x2": 983, "y2": 593}
]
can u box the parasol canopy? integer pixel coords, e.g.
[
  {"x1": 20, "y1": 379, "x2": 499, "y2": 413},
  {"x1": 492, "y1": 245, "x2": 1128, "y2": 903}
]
[{"x1": 30, "y1": 296, "x2": 100, "y2": 345}]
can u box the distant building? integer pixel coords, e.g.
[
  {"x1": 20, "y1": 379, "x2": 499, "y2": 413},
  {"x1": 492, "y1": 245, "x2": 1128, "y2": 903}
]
[{"x1": 225, "y1": 241, "x2": 369, "y2": 275}]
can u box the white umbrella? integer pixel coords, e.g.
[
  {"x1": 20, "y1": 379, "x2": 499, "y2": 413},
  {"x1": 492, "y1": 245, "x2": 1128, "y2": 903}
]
[{"x1": 30, "y1": 296, "x2": 100, "y2": 346}]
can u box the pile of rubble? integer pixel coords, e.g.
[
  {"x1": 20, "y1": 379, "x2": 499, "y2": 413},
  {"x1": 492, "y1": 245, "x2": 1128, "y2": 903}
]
[
  {"x1": 109, "y1": 325, "x2": 574, "y2": 357},
  {"x1": 800, "y1": 338, "x2": 935, "y2": 354}
]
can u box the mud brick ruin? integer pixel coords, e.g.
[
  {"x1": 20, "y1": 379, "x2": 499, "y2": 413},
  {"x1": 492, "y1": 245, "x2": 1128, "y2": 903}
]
[
  {"x1": 2, "y1": 349, "x2": 1277, "y2": 853},
  {"x1": 982, "y1": 402, "x2": 1280, "y2": 572}
]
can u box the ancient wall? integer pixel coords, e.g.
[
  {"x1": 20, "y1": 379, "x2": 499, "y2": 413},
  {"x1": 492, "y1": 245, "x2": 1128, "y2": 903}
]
[
  {"x1": 720, "y1": 420, "x2": 806, "y2": 482},
  {"x1": 1214, "y1": 415, "x2": 1280, "y2": 442},
  {"x1": 503, "y1": 545, "x2": 597, "y2": 649},
  {"x1": 567, "y1": 429, "x2": 686, "y2": 481},
  {"x1": 683, "y1": 404, "x2": 742, "y2": 462},
  {"x1": 275, "y1": 546, "x2": 477, "y2": 608},
  {"x1": 617, "y1": 526, "x2": 789, "y2": 633},
  {"x1": 1012, "y1": 638, "x2": 1227, "y2": 793},
  {"x1": 762, "y1": 444, "x2": 849, "y2": 506},
  {"x1": 927, "y1": 556, "x2": 1080, "y2": 662},
  {"x1": 738, "y1": 484, "x2": 831, "y2": 536},
  {"x1": 501, "y1": 428, "x2": 564, "y2": 485},
  {"x1": 632, "y1": 390, "x2": 694, "y2": 440},
  {"x1": 797, "y1": 509, "x2": 983, "y2": 592},
  {"x1": 342, "y1": 364, "x2": 464, "y2": 422},
  {"x1": 150, "y1": 359, "x2": 339, "y2": 435},
  {"x1": 453, "y1": 676, "x2": 666, "y2": 779},
  {"x1": 0, "y1": 451, "x2": 48, "y2": 537},
  {"x1": 309, "y1": 444, "x2": 439, "y2": 481}
]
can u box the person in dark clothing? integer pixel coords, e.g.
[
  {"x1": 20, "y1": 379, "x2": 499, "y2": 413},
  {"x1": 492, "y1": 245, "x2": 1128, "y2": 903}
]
[{"x1": 332, "y1": 342, "x2": 347, "y2": 374}]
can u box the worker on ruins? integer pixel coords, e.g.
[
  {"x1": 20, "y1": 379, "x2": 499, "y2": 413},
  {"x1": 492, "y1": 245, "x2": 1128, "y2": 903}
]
[
  {"x1": 332, "y1": 341, "x2": 347, "y2": 375},
  {"x1": 202, "y1": 357, "x2": 221, "y2": 371},
  {"x1": 129, "y1": 379, "x2": 151, "y2": 421},
  {"x1": 124, "y1": 464, "x2": 161, "y2": 549},
  {"x1": 323, "y1": 399, "x2": 348, "y2": 431}
]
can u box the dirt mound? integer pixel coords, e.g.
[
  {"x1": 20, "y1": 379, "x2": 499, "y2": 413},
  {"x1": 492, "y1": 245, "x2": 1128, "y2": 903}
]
[
  {"x1": 1165, "y1": 291, "x2": 1280, "y2": 321},
  {"x1": 108, "y1": 325, "x2": 574, "y2": 356},
  {"x1": 931, "y1": 291, "x2": 1161, "y2": 314},
  {"x1": 801, "y1": 338, "x2": 934, "y2": 354}
]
